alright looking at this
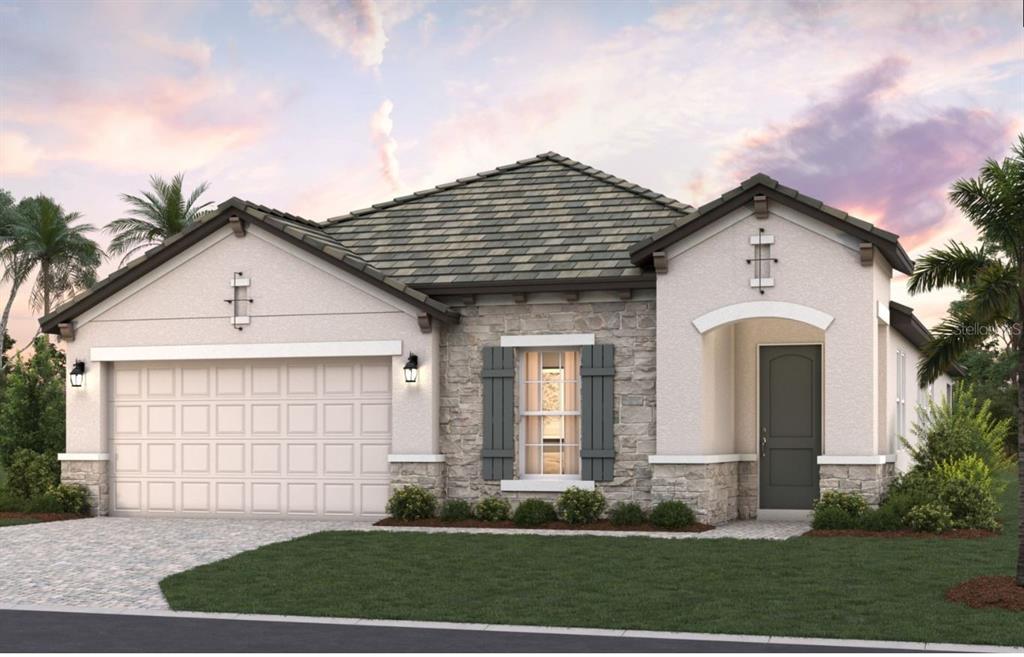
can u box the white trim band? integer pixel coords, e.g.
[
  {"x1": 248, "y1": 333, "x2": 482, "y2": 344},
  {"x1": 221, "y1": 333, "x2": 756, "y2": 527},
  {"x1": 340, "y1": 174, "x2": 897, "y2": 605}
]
[
  {"x1": 500, "y1": 333, "x2": 595, "y2": 348},
  {"x1": 817, "y1": 455, "x2": 896, "y2": 465},
  {"x1": 90, "y1": 340, "x2": 403, "y2": 362},
  {"x1": 500, "y1": 479, "x2": 595, "y2": 493},
  {"x1": 387, "y1": 454, "x2": 446, "y2": 463},
  {"x1": 877, "y1": 301, "x2": 890, "y2": 325},
  {"x1": 693, "y1": 301, "x2": 834, "y2": 333},
  {"x1": 649, "y1": 454, "x2": 757, "y2": 464},
  {"x1": 57, "y1": 453, "x2": 110, "y2": 461}
]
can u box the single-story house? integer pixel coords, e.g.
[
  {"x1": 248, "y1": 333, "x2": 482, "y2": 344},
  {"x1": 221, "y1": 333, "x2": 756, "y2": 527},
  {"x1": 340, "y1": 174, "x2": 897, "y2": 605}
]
[{"x1": 41, "y1": 153, "x2": 954, "y2": 524}]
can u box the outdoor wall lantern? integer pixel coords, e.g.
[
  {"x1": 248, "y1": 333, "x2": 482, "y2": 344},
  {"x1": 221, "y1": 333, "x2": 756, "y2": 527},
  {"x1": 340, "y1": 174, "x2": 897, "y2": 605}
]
[
  {"x1": 403, "y1": 353, "x2": 419, "y2": 383},
  {"x1": 69, "y1": 360, "x2": 86, "y2": 388}
]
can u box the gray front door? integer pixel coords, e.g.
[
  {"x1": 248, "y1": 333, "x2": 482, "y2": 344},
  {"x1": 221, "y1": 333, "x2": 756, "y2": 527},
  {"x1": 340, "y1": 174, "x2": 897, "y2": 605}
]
[{"x1": 759, "y1": 345, "x2": 821, "y2": 509}]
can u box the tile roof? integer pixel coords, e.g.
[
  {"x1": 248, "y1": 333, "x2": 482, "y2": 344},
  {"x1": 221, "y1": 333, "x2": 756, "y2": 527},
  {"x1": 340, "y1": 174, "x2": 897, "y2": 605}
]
[
  {"x1": 629, "y1": 172, "x2": 913, "y2": 274},
  {"x1": 321, "y1": 152, "x2": 695, "y2": 287}
]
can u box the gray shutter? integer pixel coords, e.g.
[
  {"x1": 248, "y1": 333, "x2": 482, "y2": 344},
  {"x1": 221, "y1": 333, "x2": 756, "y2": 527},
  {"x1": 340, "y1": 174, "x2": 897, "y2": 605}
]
[
  {"x1": 482, "y1": 346, "x2": 515, "y2": 480},
  {"x1": 581, "y1": 344, "x2": 615, "y2": 481}
]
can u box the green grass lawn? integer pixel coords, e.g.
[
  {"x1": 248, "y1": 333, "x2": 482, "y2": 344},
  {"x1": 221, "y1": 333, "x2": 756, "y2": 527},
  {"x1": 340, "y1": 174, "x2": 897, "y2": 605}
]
[
  {"x1": 161, "y1": 478, "x2": 1023, "y2": 646},
  {"x1": 0, "y1": 517, "x2": 39, "y2": 527}
]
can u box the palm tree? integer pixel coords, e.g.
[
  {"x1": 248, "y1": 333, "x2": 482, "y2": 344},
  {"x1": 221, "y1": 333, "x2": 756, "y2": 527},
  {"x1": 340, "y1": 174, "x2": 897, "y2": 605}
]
[
  {"x1": 105, "y1": 173, "x2": 212, "y2": 265},
  {"x1": 0, "y1": 189, "x2": 31, "y2": 346},
  {"x1": 908, "y1": 134, "x2": 1024, "y2": 586},
  {"x1": 6, "y1": 196, "x2": 104, "y2": 319}
]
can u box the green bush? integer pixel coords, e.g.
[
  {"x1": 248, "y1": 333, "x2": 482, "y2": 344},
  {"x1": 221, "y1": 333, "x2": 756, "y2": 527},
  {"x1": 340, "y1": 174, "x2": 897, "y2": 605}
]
[
  {"x1": 813, "y1": 491, "x2": 868, "y2": 520},
  {"x1": 49, "y1": 483, "x2": 90, "y2": 515},
  {"x1": 0, "y1": 338, "x2": 66, "y2": 466},
  {"x1": 0, "y1": 487, "x2": 27, "y2": 512},
  {"x1": 24, "y1": 492, "x2": 65, "y2": 514},
  {"x1": 512, "y1": 499, "x2": 558, "y2": 526},
  {"x1": 904, "y1": 386, "x2": 1012, "y2": 474},
  {"x1": 555, "y1": 486, "x2": 606, "y2": 524},
  {"x1": 474, "y1": 497, "x2": 511, "y2": 522},
  {"x1": 905, "y1": 502, "x2": 953, "y2": 533},
  {"x1": 650, "y1": 500, "x2": 696, "y2": 529},
  {"x1": 438, "y1": 499, "x2": 473, "y2": 522},
  {"x1": 811, "y1": 505, "x2": 856, "y2": 530},
  {"x1": 931, "y1": 455, "x2": 1000, "y2": 530},
  {"x1": 5, "y1": 448, "x2": 58, "y2": 499},
  {"x1": 609, "y1": 501, "x2": 646, "y2": 526},
  {"x1": 385, "y1": 485, "x2": 436, "y2": 521},
  {"x1": 859, "y1": 504, "x2": 903, "y2": 531},
  {"x1": 882, "y1": 472, "x2": 931, "y2": 520}
]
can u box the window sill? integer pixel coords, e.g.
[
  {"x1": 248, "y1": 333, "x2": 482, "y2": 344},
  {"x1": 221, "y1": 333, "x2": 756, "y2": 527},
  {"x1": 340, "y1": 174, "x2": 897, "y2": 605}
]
[{"x1": 500, "y1": 479, "x2": 595, "y2": 493}]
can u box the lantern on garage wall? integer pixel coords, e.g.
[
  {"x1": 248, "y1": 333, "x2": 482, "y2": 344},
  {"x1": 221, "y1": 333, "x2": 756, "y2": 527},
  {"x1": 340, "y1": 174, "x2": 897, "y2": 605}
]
[
  {"x1": 403, "y1": 354, "x2": 419, "y2": 383},
  {"x1": 69, "y1": 360, "x2": 86, "y2": 387}
]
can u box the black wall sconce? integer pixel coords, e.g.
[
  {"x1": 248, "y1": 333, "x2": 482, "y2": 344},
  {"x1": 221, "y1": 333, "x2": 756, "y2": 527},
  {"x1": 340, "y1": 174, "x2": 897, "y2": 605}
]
[
  {"x1": 69, "y1": 360, "x2": 86, "y2": 387},
  {"x1": 403, "y1": 353, "x2": 419, "y2": 383}
]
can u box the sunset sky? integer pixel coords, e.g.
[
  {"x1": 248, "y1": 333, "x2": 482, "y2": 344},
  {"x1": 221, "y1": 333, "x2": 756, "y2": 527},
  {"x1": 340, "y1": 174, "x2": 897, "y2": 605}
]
[{"x1": 1, "y1": 0, "x2": 1022, "y2": 350}]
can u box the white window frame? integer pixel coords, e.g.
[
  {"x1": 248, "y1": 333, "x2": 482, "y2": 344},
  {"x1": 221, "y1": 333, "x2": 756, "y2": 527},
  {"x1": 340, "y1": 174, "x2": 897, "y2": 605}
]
[
  {"x1": 518, "y1": 348, "x2": 582, "y2": 480},
  {"x1": 946, "y1": 382, "x2": 954, "y2": 406},
  {"x1": 895, "y1": 349, "x2": 907, "y2": 450}
]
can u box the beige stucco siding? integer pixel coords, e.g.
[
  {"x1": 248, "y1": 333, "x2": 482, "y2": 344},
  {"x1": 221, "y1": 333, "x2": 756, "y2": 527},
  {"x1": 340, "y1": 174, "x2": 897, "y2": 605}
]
[
  {"x1": 657, "y1": 202, "x2": 883, "y2": 457},
  {"x1": 63, "y1": 225, "x2": 440, "y2": 458},
  {"x1": 891, "y1": 329, "x2": 954, "y2": 472}
]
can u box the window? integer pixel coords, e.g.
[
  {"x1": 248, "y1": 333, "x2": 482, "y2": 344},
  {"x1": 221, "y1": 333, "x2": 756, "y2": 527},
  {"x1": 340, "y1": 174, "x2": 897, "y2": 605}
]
[
  {"x1": 521, "y1": 350, "x2": 581, "y2": 477},
  {"x1": 895, "y1": 349, "x2": 907, "y2": 447},
  {"x1": 946, "y1": 382, "x2": 954, "y2": 406}
]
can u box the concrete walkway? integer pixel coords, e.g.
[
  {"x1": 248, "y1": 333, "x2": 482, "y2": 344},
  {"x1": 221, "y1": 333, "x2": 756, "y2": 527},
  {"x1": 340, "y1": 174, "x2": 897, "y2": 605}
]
[{"x1": 0, "y1": 517, "x2": 808, "y2": 610}]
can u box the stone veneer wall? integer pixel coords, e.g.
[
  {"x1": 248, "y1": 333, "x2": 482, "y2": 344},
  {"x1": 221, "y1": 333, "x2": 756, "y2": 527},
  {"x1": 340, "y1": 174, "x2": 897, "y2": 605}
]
[
  {"x1": 819, "y1": 463, "x2": 896, "y2": 505},
  {"x1": 650, "y1": 462, "x2": 758, "y2": 525},
  {"x1": 60, "y1": 460, "x2": 109, "y2": 516},
  {"x1": 389, "y1": 462, "x2": 446, "y2": 500},
  {"x1": 438, "y1": 297, "x2": 657, "y2": 506}
]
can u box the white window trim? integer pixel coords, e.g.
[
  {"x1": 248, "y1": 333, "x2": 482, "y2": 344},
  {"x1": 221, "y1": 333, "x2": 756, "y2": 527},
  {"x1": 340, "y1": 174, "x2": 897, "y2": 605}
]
[
  {"x1": 387, "y1": 454, "x2": 445, "y2": 463},
  {"x1": 500, "y1": 479, "x2": 594, "y2": 493},
  {"x1": 895, "y1": 348, "x2": 906, "y2": 450},
  {"x1": 501, "y1": 333, "x2": 594, "y2": 348},
  {"x1": 518, "y1": 348, "x2": 583, "y2": 480},
  {"x1": 90, "y1": 340, "x2": 402, "y2": 362}
]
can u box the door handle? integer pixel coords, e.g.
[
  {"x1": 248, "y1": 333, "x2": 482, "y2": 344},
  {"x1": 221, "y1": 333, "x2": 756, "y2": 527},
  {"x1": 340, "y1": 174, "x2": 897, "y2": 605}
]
[{"x1": 760, "y1": 427, "x2": 767, "y2": 455}]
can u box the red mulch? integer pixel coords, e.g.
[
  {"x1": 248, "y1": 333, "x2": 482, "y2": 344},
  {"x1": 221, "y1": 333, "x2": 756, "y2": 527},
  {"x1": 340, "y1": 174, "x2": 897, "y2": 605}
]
[
  {"x1": 375, "y1": 517, "x2": 715, "y2": 533},
  {"x1": 946, "y1": 576, "x2": 1024, "y2": 612},
  {"x1": 0, "y1": 511, "x2": 84, "y2": 523},
  {"x1": 804, "y1": 528, "x2": 999, "y2": 539}
]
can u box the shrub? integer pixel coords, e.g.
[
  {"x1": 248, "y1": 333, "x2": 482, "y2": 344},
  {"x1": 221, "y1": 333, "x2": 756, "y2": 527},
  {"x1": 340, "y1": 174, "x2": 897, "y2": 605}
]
[
  {"x1": 0, "y1": 487, "x2": 27, "y2": 512},
  {"x1": 438, "y1": 499, "x2": 473, "y2": 522},
  {"x1": 931, "y1": 455, "x2": 1000, "y2": 530},
  {"x1": 474, "y1": 497, "x2": 511, "y2": 522},
  {"x1": 512, "y1": 499, "x2": 558, "y2": 526},
  {"x1": 609, "y1": 501, "x2": 646, "y2": 526},
  {"x1": 49, "y1": 483, "x2": 90, "y2": 515},
  {"x1": 555, "y1": 486, "x2": 606, "y2": 524},
  {"x1": 882, "y1": 471, "x2": 931, "y2": 521},
  {"x1": 24, "y1": 492, "x2": 66, "y2": 514},
  {"x1": 813, "y1": 491, "x2": 868, "y2": 520},
  {"x1": 5, "y1": 448, "x2": 58, "y2": 499},
  {"x1": 650, "y1": 500, "x2": 696, "y2": 529},
  {"x1": 811, "y1": 506, "x2": 856, "y2": 530},
  {"x1": 858, "y1": 504, "x2": 903, "y2": 531},
  {"x1": 905, "y1": 502, "x2": 953, "y2": 533},
  {"x1": 0, "y1": 338, "x2": 66, "y2": 467},
  {"x1": 904, "y1": 386, "x2": 1012, "y2": 474},
  {"x1": 385, "y1": 485, "x2": 436, "y2": 521}
]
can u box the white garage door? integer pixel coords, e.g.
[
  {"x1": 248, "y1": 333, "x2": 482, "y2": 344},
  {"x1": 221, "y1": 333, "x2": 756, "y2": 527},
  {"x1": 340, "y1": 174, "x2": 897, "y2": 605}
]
[{"x1": 109, "y1": 358, "x2": 392, "y2": 518}]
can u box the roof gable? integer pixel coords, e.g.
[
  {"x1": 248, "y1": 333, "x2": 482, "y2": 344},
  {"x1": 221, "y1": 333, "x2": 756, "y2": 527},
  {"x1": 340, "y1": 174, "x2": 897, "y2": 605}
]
[
  {"x1": 322, "y1": 152, "x2": 695, "y2": 288},
  {"x1": 39, "y1": 199, "x2": 457, "y2": 333},
  {"x1": 628, "y1": 173, "x2": 913, "y2": 275}
]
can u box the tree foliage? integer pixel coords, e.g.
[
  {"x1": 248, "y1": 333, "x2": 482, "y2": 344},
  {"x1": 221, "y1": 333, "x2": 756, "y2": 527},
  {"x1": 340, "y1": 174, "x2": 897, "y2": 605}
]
[{"x1": 0, "y1": 336, "x2": 66, "y2": 467}]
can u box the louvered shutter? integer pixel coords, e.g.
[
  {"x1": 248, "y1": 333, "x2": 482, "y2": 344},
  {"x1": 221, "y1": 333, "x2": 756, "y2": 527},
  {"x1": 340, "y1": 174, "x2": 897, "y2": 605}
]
[
  {"x1": 581, "y1": 344, "x2": 615, "y2": 481},
  {"x1": 481, "y1": 346, "x2": 515, "y2": 480}
]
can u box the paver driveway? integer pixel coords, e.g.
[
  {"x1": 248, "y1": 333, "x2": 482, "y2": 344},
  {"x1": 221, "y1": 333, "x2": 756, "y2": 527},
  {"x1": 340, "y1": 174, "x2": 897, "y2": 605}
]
[{"x1": 0, "y1": 517, "x2": 366, "y2": 610}]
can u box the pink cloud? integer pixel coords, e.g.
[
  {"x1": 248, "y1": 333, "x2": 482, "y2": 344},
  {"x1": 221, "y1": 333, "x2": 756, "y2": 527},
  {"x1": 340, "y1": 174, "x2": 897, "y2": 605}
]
[
  {"x1": 0, "y1": 131, "x2": 44, "y2": 176},
  {"x1": 370, "y1": 99, "x2": 402, "y2": 192}
]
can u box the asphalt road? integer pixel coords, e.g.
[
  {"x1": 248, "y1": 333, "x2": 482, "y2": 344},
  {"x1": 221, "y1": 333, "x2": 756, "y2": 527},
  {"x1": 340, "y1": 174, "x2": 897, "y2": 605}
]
[{"x1": 0, "y1": 609, "x2": 914, "y2": 653}]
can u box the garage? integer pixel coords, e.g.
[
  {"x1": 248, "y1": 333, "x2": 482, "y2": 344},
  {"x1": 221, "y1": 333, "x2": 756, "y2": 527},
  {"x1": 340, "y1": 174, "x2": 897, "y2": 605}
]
[{"x1": 109, "y1": 357, "x2": 393, "y2": 518}]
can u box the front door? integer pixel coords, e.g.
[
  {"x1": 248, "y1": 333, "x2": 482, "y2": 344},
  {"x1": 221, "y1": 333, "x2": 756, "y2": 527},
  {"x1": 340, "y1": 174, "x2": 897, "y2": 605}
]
[{"x1": 759, "y1": 345, "x2": 821, "y2": 509}]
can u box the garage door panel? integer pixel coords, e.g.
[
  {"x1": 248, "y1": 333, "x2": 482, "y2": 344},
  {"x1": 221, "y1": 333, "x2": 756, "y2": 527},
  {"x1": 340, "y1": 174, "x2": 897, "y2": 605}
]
[{"x1": 111, "y1": 358, "x2": 392, "y2": 518}]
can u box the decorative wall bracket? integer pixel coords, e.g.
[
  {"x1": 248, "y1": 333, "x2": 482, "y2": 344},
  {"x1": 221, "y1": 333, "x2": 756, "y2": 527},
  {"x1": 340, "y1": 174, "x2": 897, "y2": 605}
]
[
  {"x1": 225, "y1": 271, "x2": 254, "y2": 330},
  {"x1": 746, "y1": 228, "x2": 777, "y2": 294}
]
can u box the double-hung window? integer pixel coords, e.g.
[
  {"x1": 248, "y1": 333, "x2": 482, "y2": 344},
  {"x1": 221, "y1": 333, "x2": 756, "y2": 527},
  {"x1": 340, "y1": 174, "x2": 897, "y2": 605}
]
[
  {"x1": 895, "y1": 349, "x2": 907, "y2": 449},
  {"x1": 521, "y1": 350, "x2": 581, "y2": 477}
]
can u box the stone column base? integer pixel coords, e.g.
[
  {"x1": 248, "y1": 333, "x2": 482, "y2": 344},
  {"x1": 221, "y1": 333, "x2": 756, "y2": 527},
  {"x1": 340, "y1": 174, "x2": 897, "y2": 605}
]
[
  {"x1": 389, "y1": 461, "x2": 447, "y2": 500},
  {"x1": 651, "y1": 462, "x2": 738, "y2": 525},
  {"x1": 738, "y1": 461, "x2": 758, "y2": 519},
  {"x1": 819, "y1": 463, "x2": 895, "y2": 505},
  {"x1": 60, "y1": 460, "x2": 109, "y2": 516}
]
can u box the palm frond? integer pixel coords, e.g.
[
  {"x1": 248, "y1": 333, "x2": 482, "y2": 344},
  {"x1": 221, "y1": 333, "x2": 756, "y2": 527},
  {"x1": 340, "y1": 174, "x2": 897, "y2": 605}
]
[{"x1": 907, "y1": 241, "x2": 992, "y2": 294}]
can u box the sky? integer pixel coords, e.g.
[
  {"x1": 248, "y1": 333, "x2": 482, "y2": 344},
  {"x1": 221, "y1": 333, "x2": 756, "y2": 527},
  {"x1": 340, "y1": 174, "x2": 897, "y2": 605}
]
[{"x1": 1, "y1": 0, "x2": 1022, "y2": 350}]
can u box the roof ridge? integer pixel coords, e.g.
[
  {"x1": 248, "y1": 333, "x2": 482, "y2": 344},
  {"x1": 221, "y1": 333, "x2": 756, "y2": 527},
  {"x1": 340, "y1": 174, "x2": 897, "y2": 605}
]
[{"x1": 320, "y1": 152, "x2": 695, "y2": 227}]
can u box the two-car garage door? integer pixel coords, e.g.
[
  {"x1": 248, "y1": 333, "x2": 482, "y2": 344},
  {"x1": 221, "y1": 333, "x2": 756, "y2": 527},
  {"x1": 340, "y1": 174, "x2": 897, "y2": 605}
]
[{"x1": 109, "y1": 358, "x2": 392, "y2": 518}]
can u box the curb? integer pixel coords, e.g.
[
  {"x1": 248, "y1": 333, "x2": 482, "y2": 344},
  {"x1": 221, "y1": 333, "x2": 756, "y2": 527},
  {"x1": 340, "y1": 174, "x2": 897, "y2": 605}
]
[{"x1": 1, "y1": 603, "x2": 1019, "y2": 652}]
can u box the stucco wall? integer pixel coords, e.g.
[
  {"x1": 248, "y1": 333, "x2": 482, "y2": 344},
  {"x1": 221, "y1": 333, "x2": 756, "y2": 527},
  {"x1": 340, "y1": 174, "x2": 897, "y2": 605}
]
[
  {"x1": 656, "y1": 202, "x2": 884, "y2": 457},
  {"x1": 62, "y1": 225, "x2": 440, "y2": 458},
  {"x1": 891, "y1": 329, "x2": 954, "y2": 472},
  {"x1": 438, "y1": 292, "x2": 657, "y2": 505}
]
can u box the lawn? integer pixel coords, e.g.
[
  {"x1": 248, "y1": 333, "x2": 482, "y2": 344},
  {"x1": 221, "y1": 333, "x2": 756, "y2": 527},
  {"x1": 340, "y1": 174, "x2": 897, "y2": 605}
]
[
  {"x1": 161, "y1": 478, "x2": 1023, "y2": 647},
  {"x1": 0, "y1": 517, "x2": 39, "y2": 527}
]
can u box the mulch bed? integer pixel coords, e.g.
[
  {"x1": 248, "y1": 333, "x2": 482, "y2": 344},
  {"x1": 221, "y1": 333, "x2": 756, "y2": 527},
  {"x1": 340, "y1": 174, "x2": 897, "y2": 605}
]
[
  {"x1": 375, "y1": 518, "x2": 715, "y2": 533},
  {"x1": 946, "y1": 576, "x2": 1024, "y2": 612},
  {"x1": 804, "y1": 528, "x2": 999, "y2": 539},
  {"x1": 0, "y1": 511, "x2": 85, "y2": 523}
]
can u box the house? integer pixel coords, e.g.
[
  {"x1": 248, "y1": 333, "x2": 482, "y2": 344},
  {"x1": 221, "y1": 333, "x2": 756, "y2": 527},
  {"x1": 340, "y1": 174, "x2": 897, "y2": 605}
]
[{"x1": 41, "y1": 153, "x2": 954, "y2": 524}]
